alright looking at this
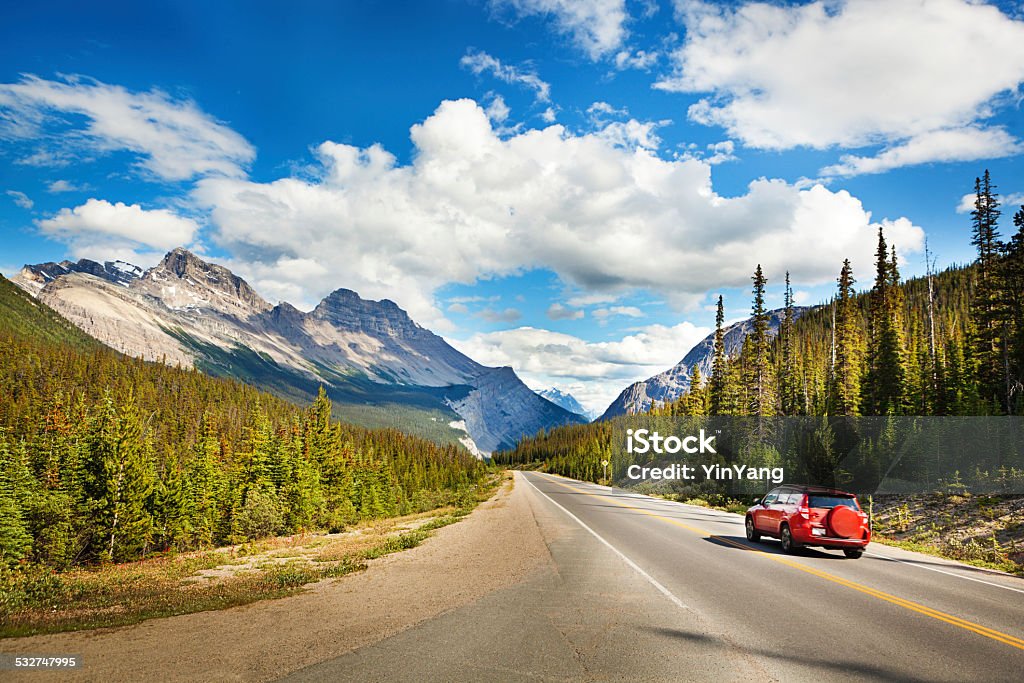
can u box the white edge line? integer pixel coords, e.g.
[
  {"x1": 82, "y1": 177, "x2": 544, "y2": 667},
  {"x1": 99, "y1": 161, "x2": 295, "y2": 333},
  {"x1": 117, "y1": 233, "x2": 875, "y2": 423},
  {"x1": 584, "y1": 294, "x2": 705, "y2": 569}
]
[
  {"x1": 864, "y1": 551, "x2": 1024, "y2": 595},
  {"x1": 520, "y1": 472, "x2": 689, "y2": 611},
  {"x1": 541, "y1": 474, "x2": 1024, "y2": 596}
]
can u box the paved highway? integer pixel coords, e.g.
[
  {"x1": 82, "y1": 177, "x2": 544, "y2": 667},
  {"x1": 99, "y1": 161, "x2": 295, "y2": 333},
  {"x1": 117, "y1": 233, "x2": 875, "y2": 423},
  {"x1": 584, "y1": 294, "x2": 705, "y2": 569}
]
[{"x1": 286, "y1": 471, "x2": 1024, "y2": 682}]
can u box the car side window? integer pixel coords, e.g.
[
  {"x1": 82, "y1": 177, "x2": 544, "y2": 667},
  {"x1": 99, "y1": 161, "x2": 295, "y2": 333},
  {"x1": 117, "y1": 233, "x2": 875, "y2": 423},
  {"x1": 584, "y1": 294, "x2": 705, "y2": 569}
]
[
  {"x1": 762, "y1": 490, "x2": 779, "y2": 505},
  {"x1": 777, "y1": 491, "x2": 793, "y2": 505}
]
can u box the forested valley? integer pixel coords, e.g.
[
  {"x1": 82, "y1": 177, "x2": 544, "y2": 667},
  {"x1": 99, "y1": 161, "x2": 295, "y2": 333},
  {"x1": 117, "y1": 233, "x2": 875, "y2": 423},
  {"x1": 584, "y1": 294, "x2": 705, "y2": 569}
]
[{"x1": 0, "y1": 275, "x2": 489, "y2": 569}]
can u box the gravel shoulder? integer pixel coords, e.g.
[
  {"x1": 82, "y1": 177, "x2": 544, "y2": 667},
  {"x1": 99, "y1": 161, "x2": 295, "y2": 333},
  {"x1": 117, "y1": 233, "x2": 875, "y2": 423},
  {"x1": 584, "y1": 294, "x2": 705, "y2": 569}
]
[{"x1": 0, "y1": 474, "x2": 551, "y2": 682}]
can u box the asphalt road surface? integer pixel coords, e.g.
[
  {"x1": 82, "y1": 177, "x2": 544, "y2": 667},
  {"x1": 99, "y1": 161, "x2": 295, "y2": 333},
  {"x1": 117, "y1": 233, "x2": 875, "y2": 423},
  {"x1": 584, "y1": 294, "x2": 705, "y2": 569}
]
[{"x1": 286, "y1": 471, "x2": 1024, "y2": 682}]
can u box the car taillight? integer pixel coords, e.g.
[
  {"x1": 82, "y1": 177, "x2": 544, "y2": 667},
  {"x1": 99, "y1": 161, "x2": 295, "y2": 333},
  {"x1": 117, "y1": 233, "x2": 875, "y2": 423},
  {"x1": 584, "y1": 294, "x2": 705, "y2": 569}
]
[{"x1": 799, "y1": 505, "x2": 810, "y2": 519}]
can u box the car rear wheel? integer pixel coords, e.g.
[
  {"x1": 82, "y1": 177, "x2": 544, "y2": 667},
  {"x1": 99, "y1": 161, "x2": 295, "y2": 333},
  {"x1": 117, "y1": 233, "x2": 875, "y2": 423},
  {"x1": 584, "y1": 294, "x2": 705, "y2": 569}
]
[
  {"x1": 780, "y1": 525, "x2": 798, "y2": 554},
  {"x1": 745, "y1": 516, "x2": 761, "y2": 542},
  {"x1": 843, "y1": 548, "x2": 864, "y2": 559}
]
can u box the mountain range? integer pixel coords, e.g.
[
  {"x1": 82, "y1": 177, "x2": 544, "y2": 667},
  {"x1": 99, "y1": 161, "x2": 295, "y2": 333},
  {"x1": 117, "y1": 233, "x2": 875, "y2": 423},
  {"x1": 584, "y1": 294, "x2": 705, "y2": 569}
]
[
  {"x1": 599, "y1": 307, "x2": 807, "y2": 419},
  {"x1": 12, "y1": 249, "x2": 585, "y2": 454}
]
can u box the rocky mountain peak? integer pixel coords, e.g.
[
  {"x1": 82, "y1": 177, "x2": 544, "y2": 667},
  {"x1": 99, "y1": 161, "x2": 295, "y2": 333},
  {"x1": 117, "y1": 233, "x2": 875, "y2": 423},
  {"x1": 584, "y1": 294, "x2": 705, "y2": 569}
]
[
  {"x1": 142, "y1": 248, "x2": 270, "y2": 316},
  {"x1": 14, "y1": 258, "x2": 142, "y2": 294},
  {"x1": 312, "y1": 288, "x2": 423, "y2": 339}
]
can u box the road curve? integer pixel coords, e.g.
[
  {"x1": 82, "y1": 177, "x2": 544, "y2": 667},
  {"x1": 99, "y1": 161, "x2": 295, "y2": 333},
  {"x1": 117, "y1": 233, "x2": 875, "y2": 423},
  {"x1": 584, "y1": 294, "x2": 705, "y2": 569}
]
[{"x1": 287, "y1": 471, "x2": 1024, "y2": 682}]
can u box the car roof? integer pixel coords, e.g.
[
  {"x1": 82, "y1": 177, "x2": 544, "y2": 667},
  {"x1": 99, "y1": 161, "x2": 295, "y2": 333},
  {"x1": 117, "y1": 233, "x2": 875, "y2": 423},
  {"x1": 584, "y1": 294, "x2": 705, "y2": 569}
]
[{"x1": 777, "y1": 484, "x2": 856, "y2": 496}]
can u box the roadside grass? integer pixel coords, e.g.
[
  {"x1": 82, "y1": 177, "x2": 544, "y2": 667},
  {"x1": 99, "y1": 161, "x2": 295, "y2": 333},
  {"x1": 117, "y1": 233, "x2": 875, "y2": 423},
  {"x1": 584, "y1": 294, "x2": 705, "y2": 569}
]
[{"x1": 0, "y1": 480, "x2": 498, "y2": 639}]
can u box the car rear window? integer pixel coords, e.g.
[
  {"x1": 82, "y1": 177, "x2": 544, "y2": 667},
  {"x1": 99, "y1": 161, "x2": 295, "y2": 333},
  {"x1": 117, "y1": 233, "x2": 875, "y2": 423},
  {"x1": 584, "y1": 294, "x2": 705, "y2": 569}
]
[{"x1": 808, "y1": 495, "x2": 859, "y2": 510}]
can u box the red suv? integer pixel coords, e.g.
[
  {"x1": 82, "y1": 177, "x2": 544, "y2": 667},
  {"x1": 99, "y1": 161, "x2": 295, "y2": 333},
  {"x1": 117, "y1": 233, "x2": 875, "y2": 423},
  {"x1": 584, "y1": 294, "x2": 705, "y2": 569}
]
[{"x1": 745, "y1": 485, "x2": 870, "y2": 558}]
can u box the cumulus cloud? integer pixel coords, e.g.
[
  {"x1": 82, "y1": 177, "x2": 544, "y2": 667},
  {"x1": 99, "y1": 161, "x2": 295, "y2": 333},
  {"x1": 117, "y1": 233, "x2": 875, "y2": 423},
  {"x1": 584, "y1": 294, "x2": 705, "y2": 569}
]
[
  {"x1": 547, "y1": 302, "x2": 584, "y2": 320},
  {"x1": 449, "y1": 321, "x2": 711, "y2": 411},
  {"x1": 489, "y1": 0, "x2": 629, "y2": 60},
  {"x1": 36, "y1": 199, "x2": 200, "y2": 264},
  {"x1": 0, "y1": 74, "x2": 255, "y2": 181},
  {"x1": 658, "y1": 0, "x2": 1024, "y2": 174},
  {"x1": 192, "y1": 98, "x2": 923, "y2": 327},
  {"x1": 460, "y1": 51, "x2": 551, "y2": 102},
  {"x1": 6, "y1": 190, "x2": 32, "y2": 209}
]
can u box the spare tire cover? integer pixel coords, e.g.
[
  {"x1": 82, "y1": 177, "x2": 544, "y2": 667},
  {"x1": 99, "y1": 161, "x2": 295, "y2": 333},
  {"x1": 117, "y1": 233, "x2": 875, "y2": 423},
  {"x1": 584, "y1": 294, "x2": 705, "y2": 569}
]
[{"x1": 827, "y1": 505, "x2": 860, "y2": 538}]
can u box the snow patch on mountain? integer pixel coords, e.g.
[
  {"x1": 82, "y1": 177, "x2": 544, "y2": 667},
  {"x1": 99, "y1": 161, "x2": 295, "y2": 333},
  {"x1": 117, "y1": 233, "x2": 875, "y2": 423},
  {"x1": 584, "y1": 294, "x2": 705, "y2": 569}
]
[{"x1": 537, "y1": 388, "x2": 593, "y2": 421}]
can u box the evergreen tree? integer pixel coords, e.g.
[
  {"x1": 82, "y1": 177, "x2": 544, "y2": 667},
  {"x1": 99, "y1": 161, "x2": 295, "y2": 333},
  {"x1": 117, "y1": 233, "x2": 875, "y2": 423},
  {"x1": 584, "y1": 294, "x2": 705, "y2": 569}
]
[
  {"x1": 970, "y1": 170, "x2": 1005, "y2": 411},
  {"x1": 829, "y1": 260, "x2": 862, "y2": 416},
  {"x1": 1002, "y1": 205, "x2": 1024, "y2": 413},
  {"x1": 709, "y1": 295, "x2": 727, "y2": 415},
  {"x1": 152, "y1": 448, "x2": 189, "y2": 551},
  {"x1": 84, "y1": 392, "x2": 154, "y2": 562},
  {"x1": 0, "y1": 434, "x2": 33, "y2": 566},
  {"x1": 778, "y1": 271, "x2": 799, "y2": 415},
  {"x1": 747, "y1": 265, "x2": 776, "y2": 416}
]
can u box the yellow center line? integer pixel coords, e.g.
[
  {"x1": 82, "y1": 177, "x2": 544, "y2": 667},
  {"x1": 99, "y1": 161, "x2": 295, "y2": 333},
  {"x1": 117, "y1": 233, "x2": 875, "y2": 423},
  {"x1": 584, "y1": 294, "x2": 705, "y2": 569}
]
[{"x1": 539, "y1": 474, "x2": 1024, "y2": 652}]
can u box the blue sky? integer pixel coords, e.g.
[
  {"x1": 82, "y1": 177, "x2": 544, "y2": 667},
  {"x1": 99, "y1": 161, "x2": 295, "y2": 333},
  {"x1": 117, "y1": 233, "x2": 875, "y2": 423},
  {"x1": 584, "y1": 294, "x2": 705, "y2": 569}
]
[{"x1": 2, "y1": 0, "x2": 1024, "y2": 412}]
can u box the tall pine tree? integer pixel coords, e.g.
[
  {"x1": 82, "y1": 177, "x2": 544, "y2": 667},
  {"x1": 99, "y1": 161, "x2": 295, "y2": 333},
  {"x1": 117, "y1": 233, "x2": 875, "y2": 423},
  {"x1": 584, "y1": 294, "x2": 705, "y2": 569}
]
[
  {"x1": 829, "y1": 260, "x2": 862, "y2": 416},
  {"x1": 709, "y1": 295, "x2": 727, "y2": 415},
  {"x1": 747, "y1": 265, "x2": 776, "y2": 416},
  {"x1": 970, "y1": 169, "x2": 1005, "y2": 412}
]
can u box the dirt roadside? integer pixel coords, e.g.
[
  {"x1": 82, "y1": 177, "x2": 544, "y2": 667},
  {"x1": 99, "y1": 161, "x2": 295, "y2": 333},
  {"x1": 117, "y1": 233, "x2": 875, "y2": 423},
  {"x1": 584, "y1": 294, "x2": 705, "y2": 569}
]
[{"x1": 0, "y1": 474, "x2": 551, "y2": 682}]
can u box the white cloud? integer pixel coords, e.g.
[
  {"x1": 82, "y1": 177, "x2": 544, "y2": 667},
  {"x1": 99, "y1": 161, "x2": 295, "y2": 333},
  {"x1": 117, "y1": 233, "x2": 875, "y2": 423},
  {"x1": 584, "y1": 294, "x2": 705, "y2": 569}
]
[
  {"x1": 6, "y1": 190, "x2": 32, "y2": 209},
  {"x1": 587, "y1": 100, "x2": 628, "y2": 117},
  {"x1": 485, "y1": 94, "x2": 511, "y2": 123},
  {"x1": 448, "y1": 302, "x2": 470, "y2": 315},
  {"x1": 449, "y1": 321, "x2": 710, "y2": 411},
  {"x1": 658, "y1": 0, "x2": 1024, "y2": 173},
  {"x1": 47, "y1": 179, "x2": 89, "y2": 193},
  {"x1": 477, "y1": 307, "x2": 523, "y2": 323},
  {"x1": 490, "y1": 0, "x2": 629, "y2": 60},
  {"x1": 460, "y1": 51, "x2": 551, "y2": 102},
  {"x1": 957, "y1": 190, "x2": 1024, "y2": 214},
  {"x1": 547, "y1": 302, "x2": 585, "y2": 320},
  {"x1": 567, "y1": 292, "x2": 620, "y2": 307},
  {"x1": 193, "y1": 98, "x2": 923, "y2": 328},
  {"x1": 822, "y1": 126, "x2": 1023, "y2": 177},
  {"x1": 593, "y1": 305, "x2": 643, "y2": 320},
  {"x1": 613, "y1": 49, "x2": 659, "y2": 70},
  {"x1": 37, "y1": 199, "x2": 200, "y2": 263},
  {"x1": 0, "y1": 75, "x2": 255, "y2": 181},
  {"x1": 540, "y1": 107, "x2": 558, "y2": 123},
  {"x1": 595, "y1": 118, "x2": 664, "y2": 149}
]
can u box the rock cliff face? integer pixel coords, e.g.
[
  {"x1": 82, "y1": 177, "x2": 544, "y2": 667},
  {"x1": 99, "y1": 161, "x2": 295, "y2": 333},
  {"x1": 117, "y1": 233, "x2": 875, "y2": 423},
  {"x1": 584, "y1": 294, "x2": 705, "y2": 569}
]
[
  {"x1": 13, "y1": 248, "x2": 584, "y2": 453},
  {"x1": 599, "y1": 307, "x2": 808, "y2": 419}
]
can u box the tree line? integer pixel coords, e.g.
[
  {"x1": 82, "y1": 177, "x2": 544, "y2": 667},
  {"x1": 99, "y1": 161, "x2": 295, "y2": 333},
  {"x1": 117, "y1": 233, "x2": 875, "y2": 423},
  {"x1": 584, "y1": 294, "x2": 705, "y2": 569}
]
[
  {"x1": 0, "y1": 276, "x2": 488, "y2": 568},
  {"x1": 496, "y1": 171, "x2": 1024, "y2": 474}
]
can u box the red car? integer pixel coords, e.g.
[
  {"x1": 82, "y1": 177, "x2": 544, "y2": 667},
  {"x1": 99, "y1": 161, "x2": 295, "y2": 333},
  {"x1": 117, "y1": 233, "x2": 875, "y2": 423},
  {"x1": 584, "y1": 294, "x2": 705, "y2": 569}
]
[{"x1": 745, "y1": 485, "x2": 871, "y2": 558}]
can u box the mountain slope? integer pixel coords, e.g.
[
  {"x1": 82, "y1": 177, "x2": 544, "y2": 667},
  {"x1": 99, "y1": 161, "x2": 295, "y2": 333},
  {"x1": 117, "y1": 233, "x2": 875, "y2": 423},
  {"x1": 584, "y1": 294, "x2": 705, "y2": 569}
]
[
  {"x1": 600, "y1": 307, "x2": 807, "y2": 419},
  {"x1": 13, "y1": 249, "x2": 585, "y2": 452}
]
